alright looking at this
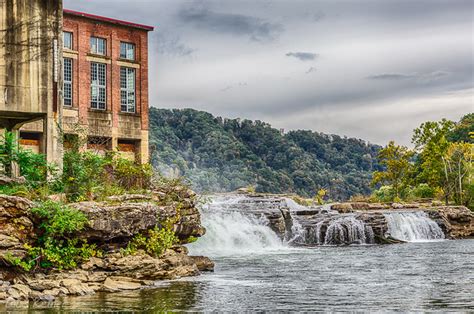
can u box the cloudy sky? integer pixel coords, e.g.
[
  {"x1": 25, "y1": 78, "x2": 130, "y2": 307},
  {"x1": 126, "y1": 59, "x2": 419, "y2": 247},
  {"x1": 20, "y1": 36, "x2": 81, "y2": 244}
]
[{"x1": 64, "y1": 0, "x2": 473, "y2": 146}]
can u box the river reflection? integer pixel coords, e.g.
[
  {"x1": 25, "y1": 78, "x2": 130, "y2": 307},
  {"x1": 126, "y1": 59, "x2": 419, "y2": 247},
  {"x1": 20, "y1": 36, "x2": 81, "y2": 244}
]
[{"x1": 2, "y1": 281, "x2": 201, "y2": 312}]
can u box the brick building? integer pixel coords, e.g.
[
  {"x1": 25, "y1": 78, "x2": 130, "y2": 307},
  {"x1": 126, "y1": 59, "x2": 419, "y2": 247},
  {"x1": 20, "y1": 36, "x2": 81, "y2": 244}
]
[{"x1": 20, "y1": 9, "x2": 153, "y2": 163}]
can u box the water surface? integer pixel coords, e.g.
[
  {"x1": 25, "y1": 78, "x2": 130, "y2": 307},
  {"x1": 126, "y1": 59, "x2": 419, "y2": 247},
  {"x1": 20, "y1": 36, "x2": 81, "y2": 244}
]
[{"x1": 5, "y1": 239, "x2": 473, "y2": 312}]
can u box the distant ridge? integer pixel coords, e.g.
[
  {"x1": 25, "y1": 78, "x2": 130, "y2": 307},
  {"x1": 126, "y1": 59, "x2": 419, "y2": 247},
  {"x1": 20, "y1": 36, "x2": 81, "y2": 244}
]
[{"x1": 149, "y1": 107, "x2": 383, "y2": 200}]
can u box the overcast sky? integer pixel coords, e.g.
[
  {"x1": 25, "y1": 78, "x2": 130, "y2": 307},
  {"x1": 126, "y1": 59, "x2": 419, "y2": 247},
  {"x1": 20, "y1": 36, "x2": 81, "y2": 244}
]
[{"x1": 64, "y1": 0, "x2": 473, "y2": 146}]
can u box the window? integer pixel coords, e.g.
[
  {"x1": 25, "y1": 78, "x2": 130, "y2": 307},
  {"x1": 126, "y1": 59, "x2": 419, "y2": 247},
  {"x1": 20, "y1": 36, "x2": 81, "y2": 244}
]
[
  {"x1": 120, "y1": 67, "x2": 135, "y2": 113},
  {"x1": 90, "y1": 62, "x2": 106, "y2": 110},
  {"x1": 63, "y1": 32, "x2": 73, "y2": 50},
  {"x1": 120, "y1": 42, "x2": 135, "y2": 60},
  {"x1": 90, "y1": 37, "x2": 106, "y2": 55},
  {"x1": 63, "y1": 58, "x2": 73, "y2": 106}
]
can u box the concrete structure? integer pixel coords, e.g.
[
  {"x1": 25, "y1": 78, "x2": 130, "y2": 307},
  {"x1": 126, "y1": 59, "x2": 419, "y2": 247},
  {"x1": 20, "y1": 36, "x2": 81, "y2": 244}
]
[
  {"x1": 19, "y1": 8, "x2": 153, "y2": 164},
  {"x1": 0, "y1": 0, "x2": 63, "y2": 171}
]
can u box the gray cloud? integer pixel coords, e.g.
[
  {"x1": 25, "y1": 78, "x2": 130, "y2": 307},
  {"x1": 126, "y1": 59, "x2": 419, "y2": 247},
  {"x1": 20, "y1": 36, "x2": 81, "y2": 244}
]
[
  {"x1": 305, "y1": 67, "x2": 317, "y2": 74},
  {"x1": 155, "y1": 33, "x2": 195, "y2": 57},
  {"x1": 367, "y1": 73, "x2": 416, "y2": 80},
  {"x1": 367, "y1": 71, "x2": 451, "y2": 82},
  {"x1": 64, "y1": 0, "x2": 473, "y2": 146},
  {"x1": 178, "y1": 6, "x2": 284, "y2": 42},
  {"x1": 286, "y1": 52, "x2": 318, "y2": 61}
]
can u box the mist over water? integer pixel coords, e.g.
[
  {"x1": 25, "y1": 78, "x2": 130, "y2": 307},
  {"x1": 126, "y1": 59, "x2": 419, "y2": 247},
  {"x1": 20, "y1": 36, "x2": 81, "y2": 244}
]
[{"x1": 187, "y1": 195, "x2": 286, "y2": 257}]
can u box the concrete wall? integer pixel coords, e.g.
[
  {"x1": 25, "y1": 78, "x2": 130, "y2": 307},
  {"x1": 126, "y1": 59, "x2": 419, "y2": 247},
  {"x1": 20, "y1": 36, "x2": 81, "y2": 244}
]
[{"x1": 0, "y1": 0, "x2": 63, "y2": 169}]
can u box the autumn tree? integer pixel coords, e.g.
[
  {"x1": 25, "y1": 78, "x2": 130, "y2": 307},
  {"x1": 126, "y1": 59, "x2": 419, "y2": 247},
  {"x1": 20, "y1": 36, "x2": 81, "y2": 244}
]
[{"x1": 372, "y1": 141, "x2": 414, "y2": 200}]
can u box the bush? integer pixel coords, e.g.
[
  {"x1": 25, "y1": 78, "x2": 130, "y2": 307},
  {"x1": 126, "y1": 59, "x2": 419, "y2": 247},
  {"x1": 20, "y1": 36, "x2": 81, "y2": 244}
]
[
  {"x1": 123, "y1": 223, "x2": 178, "y2": 257},
  {"x1": 63, "y1": 150, "x2": 109, "y2": 201},
  {"x1": 112, "y1": 157, "x2": 152, "y2": 190},
  {"x1": 10, "y1": 201, "x2": 99, "y2": 271},
  {"x1": 411, "y1": 183, "x2": 435, "y2": 199},
  {"x1": 372, "y1": 185, "x2": 396, "y2": 202}
]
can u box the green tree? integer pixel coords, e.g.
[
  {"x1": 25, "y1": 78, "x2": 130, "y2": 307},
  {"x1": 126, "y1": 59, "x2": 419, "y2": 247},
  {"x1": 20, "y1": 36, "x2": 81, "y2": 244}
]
[
  {"x1": 441, "y1": 142, "x2": 473, "y2": 206},
  {"x1": 412, "y1": 119, "x2": 455, "y2": 189},
  {"x1": 372, "y1": 141, "x2": 414, "y2": 200},
  {"x1": 447, "y1": 113, "x2": 474, "y2": 143}
]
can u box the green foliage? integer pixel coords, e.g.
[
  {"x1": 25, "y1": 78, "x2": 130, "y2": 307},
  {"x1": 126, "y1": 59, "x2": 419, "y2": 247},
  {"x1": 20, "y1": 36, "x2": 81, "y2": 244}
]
[
  {"x1": 411, "y1": 183, "x2": 435, "y2": 199},
  {"x1": 62, "y1": 149, "x2": 152, "y2": 202},
  {"x1": 16, "y1": 149, "x2": 49, "y2": 185},
  {"x1": 112, "y1": 156, "x2": 152, "y2": 190},
  {"x1": 31, "y1": 200, "x2": 88, "y2": 237},
  {"x1": 10, "y1": 201, "x2": 98, "y2": 271},
  {"x1": 123, "y1": 224, "x2": 178, "y2": 257},
  {"x1": 372, "y1": 185, "x2": 396, "y2": 203},
  {"x1": 447, "y1": 113, "x2": 474, "y2": 143},
  {"x1": 372, "y1": 141, "x2": 414, "y2": 199},
  {"x1": 0, "y1": 131, "x2": 19, "y2": 176},
  {"x1": 373, "y1": 114, "x2": 473, "y2": 208},
  {"x1": 149, "y1": 108, "x2": 382, "y2": 200},
  {"x1": 62, "y1": 150, "x2": 109, "y2": 201},
  {"x1": 412, "y1": 119, "x2": 454, "y2": 187}
]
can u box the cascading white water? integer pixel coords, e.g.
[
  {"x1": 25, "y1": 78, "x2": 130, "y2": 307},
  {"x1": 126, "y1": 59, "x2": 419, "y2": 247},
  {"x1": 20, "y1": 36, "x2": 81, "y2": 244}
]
[
  {"x1": 187, "y1": 196, "x2": 284, "y2": 257},
  {"x1": 384, "y1": 211, "x2": 445, "y2": 242},
  {"x1": 324, "y1": 216, "x2": 374, "y2": 245},
  {"x1": 290, "y1": 215, "x2": 374, "y2": 245}
]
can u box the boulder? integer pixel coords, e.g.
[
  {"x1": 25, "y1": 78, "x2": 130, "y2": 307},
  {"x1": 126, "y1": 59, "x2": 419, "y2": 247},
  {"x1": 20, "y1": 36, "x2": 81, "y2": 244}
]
[
  {"x1": 102, "y1": 277, "x2": 142, "y2": 292},
  {"x1": 190, "y1": 256, "x2": 215, "y2": 272},
  {"x1": 72, "y1": 201, "x2": 205, "y2": 242},
  {"x1": 331, "y1": 203, "x2": 353, "y2": 213},
  {"x1": 427, "y1": 206, "x2": 474, "y2": 238}
]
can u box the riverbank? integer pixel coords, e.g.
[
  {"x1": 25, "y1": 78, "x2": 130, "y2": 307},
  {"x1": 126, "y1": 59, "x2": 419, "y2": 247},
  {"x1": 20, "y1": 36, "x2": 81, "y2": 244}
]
[{"x1": 0, "y1": 186, "x2": 214, "y2": 302}]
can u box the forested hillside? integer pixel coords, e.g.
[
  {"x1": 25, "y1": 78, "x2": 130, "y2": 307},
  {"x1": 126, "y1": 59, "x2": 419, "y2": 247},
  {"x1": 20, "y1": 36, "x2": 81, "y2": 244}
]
[{"x1": 149, "y1": 108, "x2": 383, "y2": 200}]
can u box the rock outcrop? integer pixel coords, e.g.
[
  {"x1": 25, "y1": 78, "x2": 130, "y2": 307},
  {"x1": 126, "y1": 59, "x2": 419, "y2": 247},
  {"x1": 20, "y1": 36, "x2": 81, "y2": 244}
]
[
  {"x1": 427, "y1": 206, "x2": 474, "y2": 239},
  {"x1": 0, "y1": 247, "x2": 208, "y2": 301},
  {"x1": 0, "y1": 192, "x2": 212, "y2": 302}
]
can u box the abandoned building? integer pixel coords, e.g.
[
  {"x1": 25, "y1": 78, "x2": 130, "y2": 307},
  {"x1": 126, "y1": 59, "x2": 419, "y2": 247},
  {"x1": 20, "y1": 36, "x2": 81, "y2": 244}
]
[
  {"x1": 0, "y1": 0, "x2": 63, "y2": 168},
  {"x1": 1, "y1": 0, "x2": 154, "y2": 170}
]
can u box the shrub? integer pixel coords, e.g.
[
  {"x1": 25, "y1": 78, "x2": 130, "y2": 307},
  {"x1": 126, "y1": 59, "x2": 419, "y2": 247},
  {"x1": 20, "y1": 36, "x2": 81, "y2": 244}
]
[
  {"x1": 112, "y1": 157, "x2": 152, "y2": 190},
  {"x1": 123, "y1": 222, "x2": 178, "y2": 257},
  {"x1": 10, "y1": 201, "x2": 99, "y2": 271},
  {"x1": 372, "y1": 185, "x2": 396, "y2": 203},
  {"x1": 411, "y1": 183, "x2": 435, "y2": 199},
  {"x1": 63, "y1": 150, "x2": 109, "y2": 201}
]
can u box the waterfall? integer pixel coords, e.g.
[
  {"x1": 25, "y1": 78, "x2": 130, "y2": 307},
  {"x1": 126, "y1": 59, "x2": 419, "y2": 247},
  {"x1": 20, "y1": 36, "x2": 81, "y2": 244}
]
[
  {"x1": 187, "y1": 196, "x2": 284, "y2": 257},
  {"x1": 384, "y1": 211, "x2": 445, "y2": 242},
  {"x1": 290, "y1": 215, "x2": 374, "y2": 245},
  {"x1": 324, "y1": 216, "x2": 374, "y2": 245}
]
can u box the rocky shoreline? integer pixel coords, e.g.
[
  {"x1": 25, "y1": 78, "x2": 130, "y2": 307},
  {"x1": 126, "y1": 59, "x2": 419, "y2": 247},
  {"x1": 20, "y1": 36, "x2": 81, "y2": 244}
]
[{"x1": 0, "y1": 189, "x2": 214, "y2": 302}]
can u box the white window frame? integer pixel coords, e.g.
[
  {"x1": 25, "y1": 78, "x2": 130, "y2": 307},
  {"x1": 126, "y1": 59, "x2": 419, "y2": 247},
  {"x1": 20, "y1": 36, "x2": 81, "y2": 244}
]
[
  {"x1": 63, "y1": 58, "x2": 73, "y2": 106},
  {"x1": 120, "y1": 67, "x2": 136, "y2": 113},
  {"x1": 90, "y1": 36, "x2": 106, "y2": 55},
  {"x1": 120, "y1": 42, "x2": 135, "y2": 60},
  {"x1": 90, "y1": 62, "x2": 106, "y2": 110},
  {"x1": 63, "y1": 31, "x2": 73, "y2": 50}
]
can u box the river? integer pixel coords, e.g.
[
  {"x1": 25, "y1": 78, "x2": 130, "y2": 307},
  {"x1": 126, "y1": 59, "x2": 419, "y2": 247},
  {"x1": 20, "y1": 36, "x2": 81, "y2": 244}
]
[{"x1": 5, "y1": 196, "x2": 474, "y2": 312}]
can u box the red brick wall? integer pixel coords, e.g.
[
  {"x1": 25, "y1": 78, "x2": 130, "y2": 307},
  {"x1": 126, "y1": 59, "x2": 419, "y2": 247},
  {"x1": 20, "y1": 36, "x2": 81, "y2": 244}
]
[{"x1": 63, "y1": 14, "x2": 150, "y2": 131}]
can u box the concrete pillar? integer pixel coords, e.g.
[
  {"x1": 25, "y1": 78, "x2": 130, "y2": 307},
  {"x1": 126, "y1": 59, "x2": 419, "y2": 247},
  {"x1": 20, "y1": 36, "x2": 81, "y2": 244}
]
[
  {"x1": 43, "y1": 113, "x2": 63, "y2": 172},
  {"x1": 138, "y1": 130, "x2": 149, "y2": 164},
  {"x1": 10, "y1": 127, "x2": 20, "y2": 177},
  {"x1": 111, "y1": 127, "x2": 119, "y2": 151}
]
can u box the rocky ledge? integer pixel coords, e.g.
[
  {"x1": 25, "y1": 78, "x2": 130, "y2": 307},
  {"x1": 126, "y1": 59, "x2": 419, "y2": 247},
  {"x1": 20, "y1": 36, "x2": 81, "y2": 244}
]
[
  {"x1": 0, "y1": 191, "x2": 213, "y2": 302},
  {"x1": 330, "y1": 201, "x2": 474, "y2": 239},
  {"x1": 219, "y1": 193, "x2": 474, "y2": 243}
]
